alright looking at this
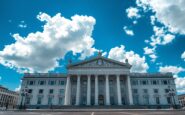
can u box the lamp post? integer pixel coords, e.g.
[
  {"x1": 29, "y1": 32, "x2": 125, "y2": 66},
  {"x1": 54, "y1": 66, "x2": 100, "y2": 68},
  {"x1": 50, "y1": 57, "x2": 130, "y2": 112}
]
[
  {"x1": 23, "y1": 86, "x2": 28, "y2": 109},
  {"x1": 19, "y1": 86, "x2": 28, "y2": 110},
  {"x1": 168, "y1": 86, "x2": 176, "y2": 109}
]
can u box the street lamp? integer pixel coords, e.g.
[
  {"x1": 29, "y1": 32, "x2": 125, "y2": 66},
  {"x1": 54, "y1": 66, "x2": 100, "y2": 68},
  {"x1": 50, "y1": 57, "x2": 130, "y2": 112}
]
[
  {"x1": 19, "y1": 86, "x2": 28, "y2": 110},
  {"x1": 168, "y1": 86, "x2": 176, "y2": 109}
]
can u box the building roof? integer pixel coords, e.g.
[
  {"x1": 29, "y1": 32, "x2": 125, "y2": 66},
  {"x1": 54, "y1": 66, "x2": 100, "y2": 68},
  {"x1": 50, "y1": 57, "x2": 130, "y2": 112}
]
[
  {"x1": 130, "y1": 72, "x2": 173, "y2": 78},
  {"x1": 67, "y1": 54, "x2": 132, "y2": 69},
  {"x1": 0, "y1": 85, "x2": 19, "y2": 95},
  {"x1": 23, "y1": 73, "x2": 67, "y2": 79}
]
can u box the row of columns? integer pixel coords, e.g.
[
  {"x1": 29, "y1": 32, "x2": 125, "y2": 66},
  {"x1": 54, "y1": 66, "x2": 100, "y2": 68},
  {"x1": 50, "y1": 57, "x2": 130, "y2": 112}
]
[{"x1": 64, "y1": 75, "x2": 133, "y2": 105}]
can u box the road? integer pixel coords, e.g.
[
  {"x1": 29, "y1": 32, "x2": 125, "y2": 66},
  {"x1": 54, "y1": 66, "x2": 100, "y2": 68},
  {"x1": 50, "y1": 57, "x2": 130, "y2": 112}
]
[{"x1": 0, "y1": 110, "x2": 185, "y2": 115}]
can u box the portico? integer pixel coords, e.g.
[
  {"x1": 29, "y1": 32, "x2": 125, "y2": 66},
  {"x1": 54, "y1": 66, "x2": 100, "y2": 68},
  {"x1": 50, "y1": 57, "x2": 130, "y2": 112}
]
[
  {"x1": 64, "y1": 74, "x2": 133, "y2": 106},
  {"x1": 64, "y1": 54, "x2": 133, "y2": 106}
]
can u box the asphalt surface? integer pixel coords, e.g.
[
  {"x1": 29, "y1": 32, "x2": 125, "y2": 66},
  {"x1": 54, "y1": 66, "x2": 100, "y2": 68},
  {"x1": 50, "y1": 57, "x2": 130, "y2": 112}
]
[{"x1": 0, "y1": 110, "x2": 185, "y2": 115}]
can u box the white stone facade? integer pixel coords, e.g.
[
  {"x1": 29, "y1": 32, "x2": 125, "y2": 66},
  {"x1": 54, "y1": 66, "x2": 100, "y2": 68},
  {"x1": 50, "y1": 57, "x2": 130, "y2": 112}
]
[{"x1": 18, "y1": 55, "x2": 179, "y2": 108}]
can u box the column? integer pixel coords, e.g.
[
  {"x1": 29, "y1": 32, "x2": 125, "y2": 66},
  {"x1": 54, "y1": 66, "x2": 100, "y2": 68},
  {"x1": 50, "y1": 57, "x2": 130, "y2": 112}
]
[
  {"x1": 105, "y1": 75, "x2": 110, "y2": 105},
  {"x1": 116, "y1": 75, "x2": 122, "y2": 105},
  {"x1": 64, "y1": 75, "x2": 71, "y2": 105},
  {"x1": 95, "y1": 75, "x2": 99, "y2": 105},
  {"x1": 127, "y1": 75, "x2": 133, "y2": 105},
  {"x1": 87, "y1": 75, "x2": 91, "y2": 105},
  {"x1": 75, "y1": 75, "x2": 81, "y2": 105}
]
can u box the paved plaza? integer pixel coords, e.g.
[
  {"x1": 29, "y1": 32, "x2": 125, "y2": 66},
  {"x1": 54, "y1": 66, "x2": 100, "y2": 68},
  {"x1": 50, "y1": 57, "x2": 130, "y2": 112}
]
[{"x1": 0, "y1": 110, "x2": 185, "y2": 115}]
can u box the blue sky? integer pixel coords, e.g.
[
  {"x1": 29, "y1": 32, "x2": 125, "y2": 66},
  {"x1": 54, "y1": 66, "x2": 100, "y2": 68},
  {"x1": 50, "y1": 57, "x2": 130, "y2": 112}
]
[{"x1": 0, "y1": 0, "x2": 185, "y2": 94}]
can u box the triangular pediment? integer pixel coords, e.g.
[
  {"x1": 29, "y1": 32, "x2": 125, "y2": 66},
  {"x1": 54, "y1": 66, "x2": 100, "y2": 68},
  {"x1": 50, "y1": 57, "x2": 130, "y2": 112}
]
[{"x1": 67, "y1": 55, "x2": 131, "y2": 69}]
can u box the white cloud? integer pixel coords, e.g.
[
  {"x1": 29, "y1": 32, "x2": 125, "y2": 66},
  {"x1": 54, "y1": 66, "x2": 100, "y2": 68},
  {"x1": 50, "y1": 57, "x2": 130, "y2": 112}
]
[
  {"x1": 126, "y1": 7, "x2": 141, "y2": 19},
  {"x1": 159, "y1": 66, "x2": 185, "y2": 94},
  {"x1": 175, "y1": 75, "x2": 185, "y2": 94},
  {"x1": 123, "y1": 26, "x2": 134, "y2": 36},
  {"x1": 18, "y1": 21, "x2": 27, "y2": 28},
  {"x1": 159, "y1": 66, "x2": 185, "y2": 74},
  {"x1": 15, "y1": 84, "x2": 21, "y2": 92},
  {"x1": 0, "y1": 12, "x2": 97, "y2": 73},
  {"x1": 181, "y1": 51, "x2": 185, "y2": 61},
  {"x1": 144, "y1": 47, "x2": 155, "y2": 55},
  {"x1": 108, "y1": 45, "x2": 149, "y2": 73},
  {"x1": 136, "y1": 0, "x2": 185, "y2": 35}
]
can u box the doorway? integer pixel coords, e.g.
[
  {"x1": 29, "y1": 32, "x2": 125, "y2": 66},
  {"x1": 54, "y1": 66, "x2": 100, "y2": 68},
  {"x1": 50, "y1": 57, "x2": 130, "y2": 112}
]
[{"x1": 98, "y1": 95, "x2": 104, "y2": 105}]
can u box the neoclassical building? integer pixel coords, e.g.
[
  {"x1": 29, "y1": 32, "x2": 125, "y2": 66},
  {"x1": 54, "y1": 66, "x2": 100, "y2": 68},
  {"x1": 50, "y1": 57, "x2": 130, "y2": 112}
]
[{"x1": 18, "y1": 54, "x2": 179, "y2": 108}]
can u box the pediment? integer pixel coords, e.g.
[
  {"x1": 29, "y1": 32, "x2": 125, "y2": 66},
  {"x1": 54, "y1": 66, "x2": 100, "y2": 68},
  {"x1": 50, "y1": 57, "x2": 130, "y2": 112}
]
[{"x1": 67, "y1": 56, "x2": 131, "y2": 69}]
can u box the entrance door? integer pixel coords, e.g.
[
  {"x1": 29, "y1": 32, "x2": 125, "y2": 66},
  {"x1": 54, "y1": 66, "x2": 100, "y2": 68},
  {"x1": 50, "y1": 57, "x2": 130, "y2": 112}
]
[{"x1": 98, "y1": 95, "x2": 104, "y2": 105}]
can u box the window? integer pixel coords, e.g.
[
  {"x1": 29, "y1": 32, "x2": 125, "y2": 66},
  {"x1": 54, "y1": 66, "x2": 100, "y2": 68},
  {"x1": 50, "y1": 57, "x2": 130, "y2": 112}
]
[
  {"x1": 49, "y1": 89, "x2": 54, "y2": 94},
  {"x1": 133, "y1": 89, "x2": 138, "y2": 94},
  {"x1": 143, "y1": 96, "x2": 149, "y2": 105},
  {"x1": 58, "y1": 97, "x2": 63, "y2": 105},
  {"x1": 162, "y1": 80, "x2": 168, "y2": 85},
  {"x1": 49, "y1": 80, "x2": 55, "y2": 85},
  {"x1": 154, "y1": 89, "x2": 158, "y2": 93},
  {"x1": 48, "y1": 97, "x2": 53, "y2": 105},
  {"x1": 39, "y1": 89, "x2": 43, "y2": 94},
  {"x1": 132, "y1": 80, "x2": 138, "y2": 85},
  {"x1": 29, "y1": 81, "x2": 35, "y2": 85},
  {"x1": 141, "y1": 80, "x2": 148, "y2": 85},
  {"x1": 37, "y1": 97, "x2": 42, "y2": 104},
  {"x1": 165, "y1": 89, "x2": 169, "y2": 93},
  {"x1": 133, "y1": 95, "x2": 139, "y2": 105},
  {"x1": 59, "y1": 89, "x2": 64, "y2": 95},
  {"x1": 26, "y1": 97, "x2": 31, "y2": 104},
  {"x1": 28, "y1": 89, "x2": 32, "y2": 94},
  {"x1": 59, "y1": 80, "x2": 65, "y2": 85},
  {"x1": 39, "y1": 81, "x2": 45, "y2": 85},
  {"x1": 156, "y1": 97, "x2": 160, "y2": 104},
  {"x1": 143, "y1": 89, "x2": 148, "y2": 93},
  {"x1": 166, "y1": 97, "x2": 171, "y2": 104},
  {"x1": 151, "y1": 80, "x2": 159, "y2": 85}
]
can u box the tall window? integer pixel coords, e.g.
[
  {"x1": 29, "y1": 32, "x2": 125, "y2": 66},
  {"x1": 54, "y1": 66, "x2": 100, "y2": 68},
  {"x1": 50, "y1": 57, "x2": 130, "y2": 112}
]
[
  {"x1": 58, "y1": 97, "x2": 63, "y2": 105},
  {"x1": 26, "y1": 97, "x2": 31, "y2": 104},
  {"x1": 166, "y1": 97, "x2": 171, "y2": 104},
  {"x1": 156, "y1": 97, "x2": 160, "y2": 104},
  {"x1": 133, "y1": 95, "x2": 139, "y2": 105},
  {"x1": 48, "y1": 97, "x2": 53, "y2": 105},
  {"x1": 37, "y1": 97, "x2": 42, "y2": 104},
  {"x1": 143, "y1": 96, "x2": 149, "y2": 105}
]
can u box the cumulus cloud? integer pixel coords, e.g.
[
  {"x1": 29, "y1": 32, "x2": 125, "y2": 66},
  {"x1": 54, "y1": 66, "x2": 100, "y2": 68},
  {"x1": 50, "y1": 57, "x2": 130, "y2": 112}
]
[
  {"x1": 159, "y1": 66, "x2": 185, "y2": 75},
  {"x1": 15, "y1": 84, "x2": 21, "y2": 92},
  {"x1": 181, "y1": 51, "x2": 185, "y2": 61},
  {"x1": 123, "y1": 26, "x2": 134, "y2": 36},
  {"x1": 136, "y1": 0, "x2": 185, "y2": 35},
  {"x1": 126, "y1": 7, "x2": 141, "y2": 19},
  {"x1": 0, "y1": 12, "x2": 97, "y2": 73},
  {"x1": 18, "y1": 21, "x2": 27, "y2": 28},
  {"x1": 108, "y1": 45, "x2": 149, "y2": 73},
  {"x1": 159, "y1": 66, "x2": 185, "y2": 94},
  {"x1": 175, "y1": 75, "x2": 185, "y2": 94}
]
